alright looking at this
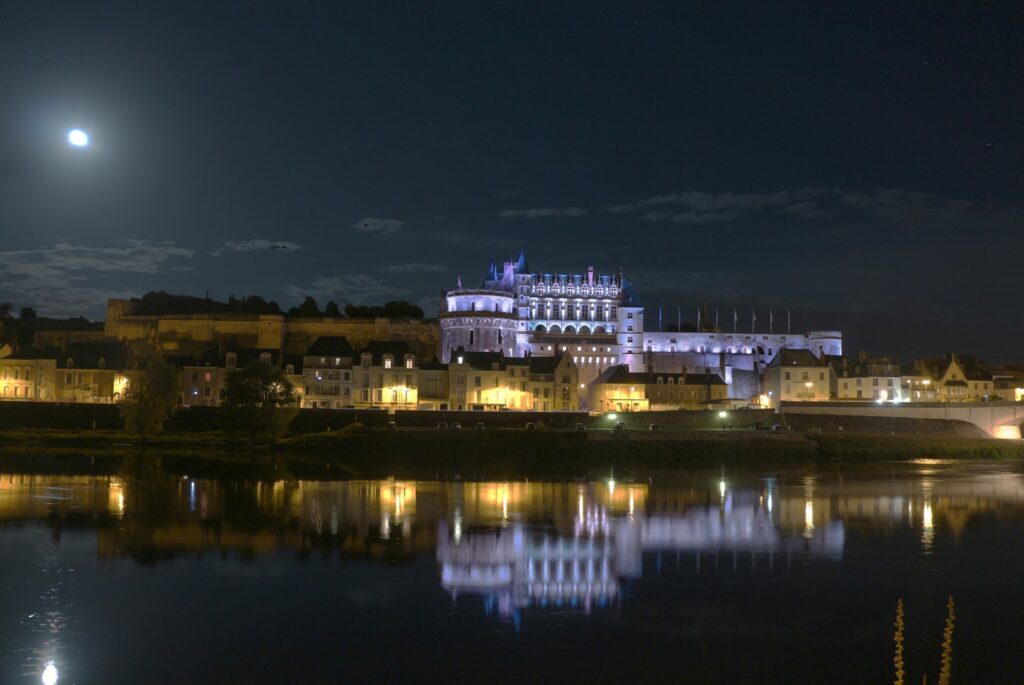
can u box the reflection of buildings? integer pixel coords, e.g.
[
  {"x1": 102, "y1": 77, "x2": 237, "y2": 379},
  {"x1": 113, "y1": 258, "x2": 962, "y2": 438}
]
[
  {"x1": 436, "y1": 492, "x2": 845, "y2": 618},
  {"x1": 3, "y1": 469, "x2": 1024, "y2": 613}
]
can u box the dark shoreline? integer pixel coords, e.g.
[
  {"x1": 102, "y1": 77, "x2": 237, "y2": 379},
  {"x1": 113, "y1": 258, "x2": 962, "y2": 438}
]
[{"x1": 2, "y1": 428, "x2": 1023, "y2": 481}]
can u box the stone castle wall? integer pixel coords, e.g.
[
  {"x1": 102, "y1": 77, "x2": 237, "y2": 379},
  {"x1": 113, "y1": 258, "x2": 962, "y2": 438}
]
[{"x1": 103, "y1": 300, "x2": 440, "y2": 361}]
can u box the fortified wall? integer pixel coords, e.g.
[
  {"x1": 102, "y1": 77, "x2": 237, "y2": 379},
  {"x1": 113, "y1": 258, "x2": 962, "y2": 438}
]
[{"x1": 103, "y1": 299, "x2": 440, "y2": 361}]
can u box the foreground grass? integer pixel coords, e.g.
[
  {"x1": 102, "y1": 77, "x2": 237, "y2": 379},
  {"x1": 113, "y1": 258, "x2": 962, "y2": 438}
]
[{"x1": 1, "y1": 427, "x2": 1022, "y2": 480}]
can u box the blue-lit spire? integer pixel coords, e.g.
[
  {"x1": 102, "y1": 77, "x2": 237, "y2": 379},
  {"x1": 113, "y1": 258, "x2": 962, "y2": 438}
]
[
  {"x1": 515, "y1": 246, "x2": 529, "y2": 274},
  {"x1": 486, "y1": 258, "x2": 498, "y2": 281}
]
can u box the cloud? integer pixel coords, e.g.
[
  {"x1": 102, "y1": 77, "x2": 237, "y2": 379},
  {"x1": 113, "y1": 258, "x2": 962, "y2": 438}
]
[
  {"x1": 605, "y1": 187, "x2": 974, "y2": 226},
  {"x1": 498, "y1": 207, "x2": 588, "y2": 219},
  {"x1": 352, "y1": 217, "x2": 406, "y2": 236},
  {"x1": 286, "y1": 274, "x2": 408, "y2": 305},
  {"x1": 0, "y1": 240, "x2": 194, "y2": 314},
  {"x1": 379, "y1": 263, "x2": 447, "y2": 273},
  {"x1": 209, "y1": 239, "x2": 302, "y2": 256}
]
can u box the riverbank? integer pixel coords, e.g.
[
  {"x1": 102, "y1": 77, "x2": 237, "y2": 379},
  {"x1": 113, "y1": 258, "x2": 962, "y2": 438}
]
[{"x1": 2, "y1": 427, "x2": 1023, "y2": 479}]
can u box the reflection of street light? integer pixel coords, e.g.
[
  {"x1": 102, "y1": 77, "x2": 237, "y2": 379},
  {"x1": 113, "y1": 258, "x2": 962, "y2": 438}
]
[
  {"x1": 42, "y1": 662, "x2": 58, "y2": 685},
  {"x1": 608, "y1": 413, "x2": 617, "y2": 420},
  {"x1": 718, "y1": 411, "x2": 728, "y2": 418}
]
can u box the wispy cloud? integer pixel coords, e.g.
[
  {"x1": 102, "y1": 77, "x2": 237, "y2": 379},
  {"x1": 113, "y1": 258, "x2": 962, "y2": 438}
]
[
  {"x1": 286, "y1": 274, "x2": 409, "y2": 305},
  {"x1": 352, "y1": 217, "x2": 406, "y2": 236},
  {"x1": 379, "y1": 263, "x2": 447, "y2": 273},
  {"x1": 0, "y1": 240, "x2": 194, "y2": 314},
  {"x1": 605, "y1": 188, "x2": 974, "y2": 225},
  {"x1": 499, "y1": 207, "x2": 588, "y2": 219},
  {"x1": 209, "y1": 239, "x2": 302, "y2": 256}
]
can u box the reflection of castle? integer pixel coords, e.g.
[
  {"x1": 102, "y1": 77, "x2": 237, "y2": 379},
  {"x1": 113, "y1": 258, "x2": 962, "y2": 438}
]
[
  {"x1": 3, "y1": 470, "x2": 1024, "y2": 614},
  {"x1": 436, "y1": 495, "x2": 845, "y2": 618}
]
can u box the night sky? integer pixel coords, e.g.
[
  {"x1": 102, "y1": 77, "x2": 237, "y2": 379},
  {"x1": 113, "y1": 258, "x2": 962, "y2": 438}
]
[{"x1": 1, "y1": 2, "x2": 1021, "y2": 360}]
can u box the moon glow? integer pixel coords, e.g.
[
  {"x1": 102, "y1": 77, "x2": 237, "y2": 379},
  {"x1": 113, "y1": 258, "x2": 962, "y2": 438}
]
[{"x1": 68, "y1": 129, "x2": 90, "y2": 147}]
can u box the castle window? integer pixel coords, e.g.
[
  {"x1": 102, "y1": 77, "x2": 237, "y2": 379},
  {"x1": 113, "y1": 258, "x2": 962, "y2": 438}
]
[{"x1": 469, "y1": 330, "x2": 475, "y2": 345}]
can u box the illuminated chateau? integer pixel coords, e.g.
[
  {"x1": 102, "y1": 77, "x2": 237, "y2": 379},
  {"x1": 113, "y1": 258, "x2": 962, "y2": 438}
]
[{"x1": 440, "y1": 248, "x2": 843, "y2": 397}]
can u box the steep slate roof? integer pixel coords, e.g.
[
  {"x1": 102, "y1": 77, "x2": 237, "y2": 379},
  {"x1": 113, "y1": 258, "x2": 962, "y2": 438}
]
[
  {"x1": 360, "y1": 340, "x2": 413, "y2": 365},
  {"x1": 2, "y1": 347, "x2": 61, "y2": 362},
  {"x1": 449, "y1": 350, "x2": 521, "y2": 371},
  {"x1": 528, "y1": 354, "x2": 570, "y2": 374},
  {"x1": 226, "y1": 348, "x2": 281, "y2": 367},
  {"x1": 766, "y1": 348, "x2": 823, "y2": 369},
  {"x1": 61, "y1": 342, "x2": 127, "y2": 369},
  {"x1": 305, "y1": 336, "x2": 355, "y2": 357},
  {"x1": 591, "y1": 364, "x2": 725, "y2": 386},
  {"x1": 419, "y1": 356, "x2": 448, "y2": 371},
  {"x1": 915, "y1": 354, "x2": 992, "y2": 382},
  {"x1": 169, "y1": 349, "x2": 221, "y2": 368},
  {"x1": 620, "y1": 278, "x2": 642, "y2": 307}
]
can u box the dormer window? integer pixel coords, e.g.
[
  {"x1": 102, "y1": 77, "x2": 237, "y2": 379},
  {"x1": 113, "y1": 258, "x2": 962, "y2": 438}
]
[
  {"x1": 66, "y1": 358, "x2": 74, "y2": 369},
  {"x1": 457, "y1": 356, "x2": 464, "y2": 364},
  {"x1": 259, "y1": 352, "x2": 272, "y2": 364},
  {"x1": 361, "y1": 354, "x2": 371, "y2": 368},
  {"x1": 404, "y1": 356, "x2": 414, "y2": 369},
  {"x1": 226, "y1": 352, "x2": 238, "y2": 369},
  {"x1": 286, "y1": 364, "x2": 295, "y2": 374},
  {"x1": 383, "y1": 355, "x2": 393, "y2": 369},
  {"x1": 97, "y1": 358, "x2": 106, "y2": 369}
]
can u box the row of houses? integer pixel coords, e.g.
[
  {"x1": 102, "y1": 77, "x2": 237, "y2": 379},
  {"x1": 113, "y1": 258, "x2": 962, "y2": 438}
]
[
  {"x1": 762, "y1": 350, "x2": 1016, "y2": 407},
  {"x1": 1, "y1": 339, "x2": 1018, "y2": 412},
  {"x1": 0, "y1": 338, "x2": 585, "y2": 412}
]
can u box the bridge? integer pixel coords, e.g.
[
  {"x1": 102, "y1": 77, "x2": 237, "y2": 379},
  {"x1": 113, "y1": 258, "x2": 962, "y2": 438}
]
[{"x1": 780, "y1": 401, "x2": 1024, "y2": 439}]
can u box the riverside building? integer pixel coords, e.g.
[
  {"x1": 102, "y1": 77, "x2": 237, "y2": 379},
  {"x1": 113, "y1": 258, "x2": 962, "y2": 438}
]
[{"x1": 439, "y1": 248, "x2": 843, "y2": 402}]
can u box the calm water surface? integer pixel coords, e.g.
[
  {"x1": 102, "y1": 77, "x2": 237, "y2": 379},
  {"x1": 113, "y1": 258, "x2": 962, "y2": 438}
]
[{"x1": 2, "y1": 458, "x2": 1024, "y2": 684}]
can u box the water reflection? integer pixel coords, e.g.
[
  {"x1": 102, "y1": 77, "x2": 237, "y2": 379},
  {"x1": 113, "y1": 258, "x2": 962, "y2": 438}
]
[{"x1": 2, "y1": 465, "x2": 1024, "y2": 614}]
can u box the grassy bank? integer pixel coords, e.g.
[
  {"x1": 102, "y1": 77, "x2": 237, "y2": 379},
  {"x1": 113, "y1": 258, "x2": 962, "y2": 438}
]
[
  {"x1": 1, "y1": 428, "x2": 1022, "y2": 480},
  {"x1": 809, "y1": 432, "x2": 1024, "y2": 461}
]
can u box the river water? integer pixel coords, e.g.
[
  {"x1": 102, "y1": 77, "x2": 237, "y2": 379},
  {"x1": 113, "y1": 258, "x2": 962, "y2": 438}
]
[{"x1": 1, "y1": 458, "x2": 1023, "y2": 684}]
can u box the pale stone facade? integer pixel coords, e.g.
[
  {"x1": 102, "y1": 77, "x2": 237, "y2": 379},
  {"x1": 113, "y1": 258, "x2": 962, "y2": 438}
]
[{"x1": 439, "y1": 249, "x2": 843, "y2": 406}]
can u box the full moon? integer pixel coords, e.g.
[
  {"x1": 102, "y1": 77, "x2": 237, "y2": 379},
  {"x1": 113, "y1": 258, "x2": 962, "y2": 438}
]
[{"x1": 67, "y1": 129, "x2": 89, "y2": 147}]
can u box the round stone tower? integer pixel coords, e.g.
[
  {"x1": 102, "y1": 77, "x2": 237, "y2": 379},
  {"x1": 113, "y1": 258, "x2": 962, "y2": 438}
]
[{"x1": 439, "y1": 279, "x2": 519, "y2": 362}]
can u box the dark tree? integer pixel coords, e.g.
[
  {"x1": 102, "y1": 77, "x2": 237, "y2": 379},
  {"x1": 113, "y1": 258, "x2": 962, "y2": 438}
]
[
  {"x1": 19, "y1": 307, "x2": 37, "y2": 320},
  {"x1": 221, "y1": 360, "x2": 297, "y2": 441},
  {"x1": 0, "y1": 302, "x2": 12, "y2": 320},
  {"x1": 292, "y1": 296, "x2": 322, "y2": 318},
  {"x1": 324, "y1": 300, "x2": 342, "y2": 317},
  {"x1": 119, "y1": 344, "x2": 181, "y2": 440},
  {"x1": 344, "y1": 301, "x2": 424, "y2": 319}
]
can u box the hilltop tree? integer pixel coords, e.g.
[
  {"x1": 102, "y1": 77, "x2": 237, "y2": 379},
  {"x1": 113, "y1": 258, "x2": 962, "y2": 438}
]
[
  {"x1": 324, "y1": 300, "x2": 342, "y2": 317},
  {"x1": 344, "y1": 301, "x2": 424, "y2": 319},
  {"x1": 221, "y1": 360, "x2": 297, "y2": 441},
  {"x1": 119, "y1": 344, "x2": 181, "y2": 441},
  {"x1": 289, "y1": 296, "x2": 322, "y2": 318},
  {"x1": 19, "y1": 307, "x2": 37, "y2": 320}
]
